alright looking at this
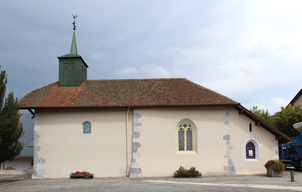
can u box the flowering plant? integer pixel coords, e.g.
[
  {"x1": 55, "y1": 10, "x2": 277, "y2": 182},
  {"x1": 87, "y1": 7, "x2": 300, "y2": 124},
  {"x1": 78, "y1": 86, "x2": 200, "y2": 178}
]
[
  {"x1": 71, "y1": 171, "x2": 91, "y2": 178},
  {"x1": 5, "y1": 166, "x2": 15, "y2": 170},
  {"x1": 264, "y1": 160, "x2": 285, "y2": 172},
  {"x1": 174, "y1": 166, "x2": 201, "y2": 178}
]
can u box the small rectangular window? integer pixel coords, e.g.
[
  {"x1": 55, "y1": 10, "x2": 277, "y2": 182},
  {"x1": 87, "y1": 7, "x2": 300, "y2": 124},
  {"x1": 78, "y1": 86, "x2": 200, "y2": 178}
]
[
  {"x1": 65, "y1": 63, "x2": 68, "y2": 70},
  {"x1": 83, "y1": 122, "x2": 91, "y2": 134},
  {"x1": 71, "y1": 63, "x2": 74, "y2": 69}
]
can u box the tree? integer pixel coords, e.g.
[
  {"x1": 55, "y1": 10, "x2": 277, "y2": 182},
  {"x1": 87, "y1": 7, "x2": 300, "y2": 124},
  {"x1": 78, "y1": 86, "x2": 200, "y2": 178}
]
[
  {"x1": 272, "y1": 104, "x2": 302, "y2": 137},
  {"x1": 0, "y1": 66, "x2": 23, "y2": 164},
  {"x1": 250, "y1": 106, "x2": 274, "y2": 125}
]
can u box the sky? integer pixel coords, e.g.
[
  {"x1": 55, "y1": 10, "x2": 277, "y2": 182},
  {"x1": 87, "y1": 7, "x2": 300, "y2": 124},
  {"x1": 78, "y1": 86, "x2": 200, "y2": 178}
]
[{"x1": 1, "y1": 0, "x2": 302, "y2": 114}]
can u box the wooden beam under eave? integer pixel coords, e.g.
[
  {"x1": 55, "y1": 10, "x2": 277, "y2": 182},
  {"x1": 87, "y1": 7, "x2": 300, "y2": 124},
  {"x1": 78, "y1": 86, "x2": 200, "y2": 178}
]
[
  {"x1": 255, "y1": 121, "x2": 261, "y2": 126},
  {"x1": 239, "y1": 110, "x2": 244, "y2": 115},
  {"x1": 275, "y1": 135, "x2": 282, "y2": 140}
]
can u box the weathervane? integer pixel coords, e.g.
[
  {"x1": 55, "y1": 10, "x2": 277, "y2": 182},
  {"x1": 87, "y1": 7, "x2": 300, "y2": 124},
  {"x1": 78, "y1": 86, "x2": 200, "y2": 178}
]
[{"x1": 72, "y1": 13, "x2": 77, "y2": 31}]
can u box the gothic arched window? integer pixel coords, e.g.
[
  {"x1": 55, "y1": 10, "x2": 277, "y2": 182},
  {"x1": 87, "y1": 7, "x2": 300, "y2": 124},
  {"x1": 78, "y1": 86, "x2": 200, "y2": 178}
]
[{"x1": 176, "y1": 119, "x2": 197, "y2": 153}]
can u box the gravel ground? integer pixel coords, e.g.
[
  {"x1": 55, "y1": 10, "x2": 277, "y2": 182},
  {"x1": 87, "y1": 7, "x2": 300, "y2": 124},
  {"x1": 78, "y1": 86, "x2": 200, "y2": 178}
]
[{"x1": 0, "y1": 169, "x2": 302, "y2": 192}]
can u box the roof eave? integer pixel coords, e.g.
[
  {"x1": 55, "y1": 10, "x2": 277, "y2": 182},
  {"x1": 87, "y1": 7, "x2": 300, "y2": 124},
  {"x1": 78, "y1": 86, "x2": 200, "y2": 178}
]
[
  {"x1": 57, "y1": 55, "x2": 89, "y2": 68},
  {"x1": 20, "y1": 103, "x2": 239, "y2": 110},
  {"x1": 233, "y1": 104, "x2": 293, "y2": 143}
]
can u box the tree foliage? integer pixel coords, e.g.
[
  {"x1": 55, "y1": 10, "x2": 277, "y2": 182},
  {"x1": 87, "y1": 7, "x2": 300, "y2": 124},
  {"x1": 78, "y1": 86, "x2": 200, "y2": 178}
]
[
  {"x1": 250, "y1": 105, "x2": 302, "y2": 137},
  {"x1": 250, "y1": 106, "x2": 274, "y2": 125},
  {"x1": 0, "y1": 66, "x2": 23, "y2": 164},
  {"x1": 272, "y1": 104, "x2": 302, "y2": 137}
]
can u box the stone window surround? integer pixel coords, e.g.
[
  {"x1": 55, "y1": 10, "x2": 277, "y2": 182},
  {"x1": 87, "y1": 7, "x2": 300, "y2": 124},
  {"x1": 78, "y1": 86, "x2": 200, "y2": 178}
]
[
  {"x1": 175, "y1": 118, "x2": 197, "y2": 154},
  {"x1": 242, "y1": 138, "x2": 262, "y2": 162}
]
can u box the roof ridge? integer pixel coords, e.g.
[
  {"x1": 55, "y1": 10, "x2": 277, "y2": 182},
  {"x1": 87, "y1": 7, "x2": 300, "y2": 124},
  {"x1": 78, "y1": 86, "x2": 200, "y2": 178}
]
[{"x1": 87, "y1": 78, "x2": 186, "y2": 81}]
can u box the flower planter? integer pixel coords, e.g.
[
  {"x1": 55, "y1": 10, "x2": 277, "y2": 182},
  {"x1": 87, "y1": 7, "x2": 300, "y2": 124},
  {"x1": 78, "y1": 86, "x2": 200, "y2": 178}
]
[
  {"x1": 70, "y1": 173, "x2": 94, "y2": 179},
  {"x1": 267, "y1": 168, "x2": 283, "y2": 177}
]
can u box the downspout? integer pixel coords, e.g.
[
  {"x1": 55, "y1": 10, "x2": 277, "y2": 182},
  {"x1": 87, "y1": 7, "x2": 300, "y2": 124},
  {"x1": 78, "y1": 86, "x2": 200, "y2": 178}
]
[{"x1": 126, "y1": 107, "x2": 130, "y2": 176}]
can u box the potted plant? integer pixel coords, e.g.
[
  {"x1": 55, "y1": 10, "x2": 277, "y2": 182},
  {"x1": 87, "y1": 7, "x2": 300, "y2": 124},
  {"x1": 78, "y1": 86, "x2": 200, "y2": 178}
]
[{"x1": 264, "y1": 160, "x2": 285, "y2": 177}]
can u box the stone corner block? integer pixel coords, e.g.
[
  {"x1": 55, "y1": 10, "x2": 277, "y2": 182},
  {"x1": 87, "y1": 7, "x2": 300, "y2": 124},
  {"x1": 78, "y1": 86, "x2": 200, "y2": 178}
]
[{"x1": 130, "y1": 168, "x2": 141, "y2": 175}]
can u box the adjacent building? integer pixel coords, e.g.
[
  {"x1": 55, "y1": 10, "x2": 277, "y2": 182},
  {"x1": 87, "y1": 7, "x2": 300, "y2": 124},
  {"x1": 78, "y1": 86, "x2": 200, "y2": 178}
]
[
  {"x1": 288, "y1": 88, "x2": 302, "y2": 108},
  {"x1": 0, "y1": 113, "x2": 34, "y2": 171}
]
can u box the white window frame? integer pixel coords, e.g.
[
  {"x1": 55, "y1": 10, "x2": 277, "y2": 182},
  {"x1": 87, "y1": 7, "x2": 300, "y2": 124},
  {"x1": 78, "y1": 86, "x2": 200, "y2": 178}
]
[{"x1": 175, "y1": 118, "x2": 197, "y2": 154}]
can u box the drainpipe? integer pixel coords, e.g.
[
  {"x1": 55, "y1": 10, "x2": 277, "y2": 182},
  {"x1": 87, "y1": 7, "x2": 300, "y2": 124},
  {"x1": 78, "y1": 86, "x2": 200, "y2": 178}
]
[{"x1": 126, "y1": 107, "x2": 130, "y2": 176}]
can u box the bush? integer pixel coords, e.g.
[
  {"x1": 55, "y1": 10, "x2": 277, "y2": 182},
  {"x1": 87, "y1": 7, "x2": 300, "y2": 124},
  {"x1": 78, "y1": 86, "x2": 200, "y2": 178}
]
[
  {"x1": 174, "y1": 166, "x2": 202, "y2": 178},
  {"x1": 70, "y1": 171, "x2": 92, "y2": 179},
  {"x1": 264, "y1": 160, "x2": 285, "y2": 172}
]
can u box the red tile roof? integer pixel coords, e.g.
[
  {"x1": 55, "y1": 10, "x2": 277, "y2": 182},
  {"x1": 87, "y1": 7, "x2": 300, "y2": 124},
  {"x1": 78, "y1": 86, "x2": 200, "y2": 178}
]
[
  {"x1": 18, "y1": 78, "x2": 292, "y2": 143},
  {"x1": 19, "y1": 78, "x2": 239, "y2": 108},
  {"x1": 17, "y1": 113, "x2": 24, "y2": 120}
]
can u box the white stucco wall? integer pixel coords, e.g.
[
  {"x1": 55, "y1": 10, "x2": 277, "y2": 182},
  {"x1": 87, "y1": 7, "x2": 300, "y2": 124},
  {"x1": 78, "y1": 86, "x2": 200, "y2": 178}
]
[
  {"x1": 33, "y1": 108, "x2": 130, "y2": 179},
  {"x1": 131, "y1": 107, "x2": 277, "y2": 177},
  {"x1": 33, "y1": 106, "x2": 278, "y2": 178},
  {"x1": 229, "y1": 107, "x2": 278, "y2": 175}
]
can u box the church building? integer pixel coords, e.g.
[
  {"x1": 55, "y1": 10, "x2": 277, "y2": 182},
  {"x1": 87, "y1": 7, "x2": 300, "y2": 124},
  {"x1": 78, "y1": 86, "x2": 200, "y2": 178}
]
[{"x1": 19, "y1": 17, "x2": 291, "y2": 179}]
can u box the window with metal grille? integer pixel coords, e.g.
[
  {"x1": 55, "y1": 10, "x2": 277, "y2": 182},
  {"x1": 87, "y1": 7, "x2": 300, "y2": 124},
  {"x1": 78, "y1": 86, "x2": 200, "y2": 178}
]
[{"x1": 246, "y1": 142, "x2": 255, "y2": 159}]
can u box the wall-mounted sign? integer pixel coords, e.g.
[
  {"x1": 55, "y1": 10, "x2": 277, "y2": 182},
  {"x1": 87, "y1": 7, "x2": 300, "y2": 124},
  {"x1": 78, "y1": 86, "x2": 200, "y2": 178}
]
[{"x1": 249, "y1": 150, "x2": 253, "y2": 156}]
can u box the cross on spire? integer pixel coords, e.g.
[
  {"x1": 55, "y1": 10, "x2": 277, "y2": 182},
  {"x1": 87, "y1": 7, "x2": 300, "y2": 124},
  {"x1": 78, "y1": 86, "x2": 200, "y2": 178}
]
[
  {"x1": 72, "y1": 14, "x2": 77, "y2": 31},
  {"x1": 70, "y1": 14, "x2": 78, "y2": 55}
]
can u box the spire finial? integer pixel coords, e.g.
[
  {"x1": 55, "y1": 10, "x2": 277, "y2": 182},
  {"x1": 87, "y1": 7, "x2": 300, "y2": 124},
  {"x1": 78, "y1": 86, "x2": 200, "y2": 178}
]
[
  {"x1": 72, "y1": 13, "x2": 77, "y2": 31},
  {"x1": 70, "y1": 14, "x2": 78, "y2": 55}
]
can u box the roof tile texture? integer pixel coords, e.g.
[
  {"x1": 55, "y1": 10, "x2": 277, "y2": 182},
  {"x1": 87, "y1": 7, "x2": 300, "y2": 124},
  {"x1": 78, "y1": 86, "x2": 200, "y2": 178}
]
[{"x1": 19, "y1": 78, "x2": 239, "y2": 108}]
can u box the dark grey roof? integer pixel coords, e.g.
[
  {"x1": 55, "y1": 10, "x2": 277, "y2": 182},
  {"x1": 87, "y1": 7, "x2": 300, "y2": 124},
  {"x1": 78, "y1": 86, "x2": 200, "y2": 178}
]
[
  {"x1": 287, "y1": 88, "x2": 302, "y2": 107},
  {"x1": 17, "y1": 113, "x2": 34, "y2": 158}
]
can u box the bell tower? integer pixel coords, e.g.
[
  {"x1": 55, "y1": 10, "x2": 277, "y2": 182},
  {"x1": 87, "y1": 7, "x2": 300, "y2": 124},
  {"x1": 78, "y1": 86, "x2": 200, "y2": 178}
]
[{"x1": 58, "y1": 14, "x2": 88, "y2": 87}]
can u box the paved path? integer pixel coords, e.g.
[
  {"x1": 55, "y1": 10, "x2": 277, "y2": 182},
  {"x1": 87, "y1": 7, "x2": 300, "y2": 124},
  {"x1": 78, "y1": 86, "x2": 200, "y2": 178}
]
[{"x1": 0, "y1": 169, "x2": 302, "y2": 192}]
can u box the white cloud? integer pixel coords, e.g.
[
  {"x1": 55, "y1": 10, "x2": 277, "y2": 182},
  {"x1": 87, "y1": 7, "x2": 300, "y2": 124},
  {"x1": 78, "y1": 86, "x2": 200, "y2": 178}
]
[
  {"x1": 89, "y1": 51, "x2": 103, "y2": 60},
  {"x1": 114, "y1": 67, "x2": 138, "y2": 76},
  {"x1": 253, "y1": 97, "x2": 289, "y2": 114},
  {"x1": 269, "y1": 97, "x2": 289, "y2": 113},
  {"x1": 142, "y1": 64, "x2": 171, "y2": 78}
]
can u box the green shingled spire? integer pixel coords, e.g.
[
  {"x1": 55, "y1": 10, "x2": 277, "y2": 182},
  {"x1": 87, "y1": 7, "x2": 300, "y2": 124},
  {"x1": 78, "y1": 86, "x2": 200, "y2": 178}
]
[
  {"x1": 57, "y1": 14, "x2": 89, "y2": 87},
  {"x1": 70, "y1": 31, "x2": 78, "y2": 55}
]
